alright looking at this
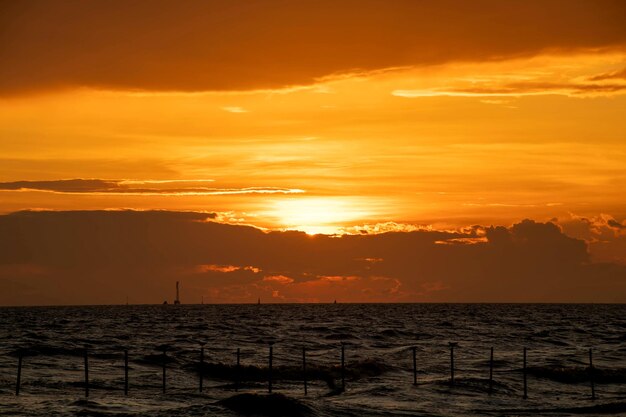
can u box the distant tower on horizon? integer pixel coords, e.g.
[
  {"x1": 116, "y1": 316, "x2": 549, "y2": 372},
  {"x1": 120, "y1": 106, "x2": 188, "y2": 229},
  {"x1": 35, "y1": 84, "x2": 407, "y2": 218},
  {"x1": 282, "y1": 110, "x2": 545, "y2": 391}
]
[
  {"x1": 258, "y1": 297, "x2": 261, "y2": 305},
  {"x1": 174, "y1": 281, "x2": 181, "y2": 305}
]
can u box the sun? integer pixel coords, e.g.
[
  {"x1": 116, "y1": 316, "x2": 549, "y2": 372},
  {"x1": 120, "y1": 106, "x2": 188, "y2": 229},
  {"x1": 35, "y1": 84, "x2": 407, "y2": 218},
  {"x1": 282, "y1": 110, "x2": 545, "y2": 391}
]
[{"x1": 267, "y1": 197, "x2": 371, "y2": 235}]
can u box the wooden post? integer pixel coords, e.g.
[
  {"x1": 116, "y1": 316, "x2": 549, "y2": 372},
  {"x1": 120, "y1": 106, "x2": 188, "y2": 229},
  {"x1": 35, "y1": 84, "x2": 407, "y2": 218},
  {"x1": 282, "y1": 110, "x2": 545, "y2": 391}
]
[
  {"x1": 489, "y1": 347, "x2": 494, "y2": 394},
  {"x1": 235, "y1": 348, "x2": 240, "y2": 392},
  {"x1": 303, "y1": 346, "x2": 308, "y2": 395},
  {"x1": 412, "y1": 346, "x2": 417, "y2": 385},
  {"x1": 341, "y1": 342, "x2": 346, "y2": 391},
  {"x1": 16, "y1": 353, "x2": 22, "y2": 396},
  {"x1": 124, "y1": 350, "x2": 129, "y2": 396},
  {"x1": 589, "y1": 348, "x2": 596, "y2": 400},
  {"x1": 162, "y1": 349, "x2": 167, "y2": 394},
  {"x1": 268, "y1": 342, "x2": 274, "y2": 394},
  {"x1": 199, "y1": 346, "x2": 204, "y2": 393},
  {"x1": 84, "y1": 346, "x2": 89, "y2": 398},
  {"x1": 449, "y1": 342, "x2": 457, "y2": 386},
  {"x1": 523, "y1": 347, "x2": 528, "y2": 399}
]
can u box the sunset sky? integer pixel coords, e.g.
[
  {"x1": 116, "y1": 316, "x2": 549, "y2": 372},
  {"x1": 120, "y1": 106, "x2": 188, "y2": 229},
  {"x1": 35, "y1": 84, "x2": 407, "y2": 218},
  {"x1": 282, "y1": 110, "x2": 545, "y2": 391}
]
[{"x1": 1, "y1": 0, "x2": 626, "y2": 305}]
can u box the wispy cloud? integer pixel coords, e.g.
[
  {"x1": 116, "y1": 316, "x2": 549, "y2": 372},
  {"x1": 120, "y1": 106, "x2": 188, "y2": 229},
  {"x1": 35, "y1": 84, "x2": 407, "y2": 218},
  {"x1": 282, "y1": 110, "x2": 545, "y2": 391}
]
[
  {"x1": 194, "y1": 264, "x2": 261, "y2": 273},
  {"x1": 462, "y1": 202, "x2": 563, "y2": 208},
  {"x1": 392, "y1": 57, "x2": 626, "y2": 99},
  {"x1": 588, "y1": 67, "x2": 626, "y2": 81},
  {"x1": 392, "y1": 82, "x2": 626, "y2": 98},
  {"x1": 340, "y1": 221, "x2": 433, "y2": 235},
  {"x1": 263, "y1": 275, "x2": 294, "y2": 284},
  {"x1": 221, "y1": 106, "x2": 249, "y2": 113},
  {"x1": 0, "y1": 179, "x2": 304, "y2": 196}
]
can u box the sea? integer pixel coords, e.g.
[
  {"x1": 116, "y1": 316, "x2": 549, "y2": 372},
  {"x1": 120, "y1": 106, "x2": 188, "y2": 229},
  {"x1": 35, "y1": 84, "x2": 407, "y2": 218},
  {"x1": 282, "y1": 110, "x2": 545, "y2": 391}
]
[{"x1": 0, "y1": 304, "x2": 625, "y2": 416}]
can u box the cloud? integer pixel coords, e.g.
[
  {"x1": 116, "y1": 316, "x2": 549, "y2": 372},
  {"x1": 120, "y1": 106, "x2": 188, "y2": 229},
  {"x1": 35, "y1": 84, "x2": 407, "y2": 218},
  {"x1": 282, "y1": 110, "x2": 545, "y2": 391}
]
[
  {"x1": 556, "y1": 213, "x2": 626, "y2": 265},
  {"x1": 1, "y1": 210, "x2": 625, "y2": 305},
  {"x1": 557, "y1": 213, "x2": 626, "y2": 240},
  {"x1": 392, "y1": 81, "x2": 626, "y2": 99},
  {"x1": 193, "y1": 264, "x2": 261, "y2": 273},
  {"x1": 340, "y1": 222, "x2": 433, "y2": 235},
  {"x1": 0, "y1": 179, "x2": 304, "y2": 196},
  {"x1": 1, "y1": 0, "x2": 626, "y2": 95},
  {"x1": 608, "y1": 219, "x2": 626, "y2": 230},
  {"x1": 589, "y1": 67, "x2": 626, "y2": 81},
  {"x1": 222, "y1": 106, "x2": 249, "y2": 113},
  {"x1": 263, "y1": 275, "x2": 294, "y2": 284}
]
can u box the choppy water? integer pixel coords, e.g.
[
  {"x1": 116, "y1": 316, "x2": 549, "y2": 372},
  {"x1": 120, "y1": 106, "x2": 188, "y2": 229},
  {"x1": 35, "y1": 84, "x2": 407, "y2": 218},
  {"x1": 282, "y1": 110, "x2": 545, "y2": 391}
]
[{"x1": 1, "y1": 304, "x2": 625, "y2": 416}]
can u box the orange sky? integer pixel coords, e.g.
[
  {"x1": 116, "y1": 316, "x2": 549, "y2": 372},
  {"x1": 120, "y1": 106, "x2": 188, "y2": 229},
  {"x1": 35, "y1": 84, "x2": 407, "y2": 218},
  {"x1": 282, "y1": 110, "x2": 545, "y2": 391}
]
[{"x1": 1, "y1": 1, "x2": 626, "y2": 304}]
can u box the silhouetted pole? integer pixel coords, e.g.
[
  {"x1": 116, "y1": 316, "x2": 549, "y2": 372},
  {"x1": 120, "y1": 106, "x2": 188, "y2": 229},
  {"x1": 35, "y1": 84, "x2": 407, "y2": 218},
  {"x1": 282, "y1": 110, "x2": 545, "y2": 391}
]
[
  {"x1": 489, "y1": 347, "x2": 494, "y2": 394},
  {"x1": 162, "y1": 349, "x2": 167, "y2": 394},
  {"x1": 589, "y1": 348, "x2": 596, "y2": 400},
  {"x1": 268, "y1": 342, "x2": 274, "y2": 393},
  {"x1": 412, "y1": 346, "x2": 417, "y2": 385},
  {"x1": 302, "y1": 346, "x2": 308, "y2": 395},
  {"x1": 449, "y1": 342, "x2": 457, "y2": 386},
  {"x1": 124, "y1": 350, "x2": 129, "y2": 396},
  {"x1": 199, "y1": 345, "x2": 205, "y2": 393},
  {"x1": 15, "y1": 353, "x2": 22, "y2": 396},
  {"x1": 84, "y1": 346, "x2": 89, "y2": 398},
  {"x1": 235, "y1": 348, "x2": 240, "y2": 392},
  {"x1": 341, "y1": 342, "x2": 346, "y2": 391},
  {"x1": 523, "y1": 347, "x2": 528, "y2": 399}
]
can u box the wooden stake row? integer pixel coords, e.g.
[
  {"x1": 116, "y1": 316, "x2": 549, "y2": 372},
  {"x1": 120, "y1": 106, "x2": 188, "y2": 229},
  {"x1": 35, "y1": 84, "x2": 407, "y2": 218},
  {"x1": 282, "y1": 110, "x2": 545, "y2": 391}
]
[
  {"x1": 12, "y1": 345, "x2": 598, "y2": 400},
  {"x1": 442, "y1": 344, "x2": 596, "y2": 400}
]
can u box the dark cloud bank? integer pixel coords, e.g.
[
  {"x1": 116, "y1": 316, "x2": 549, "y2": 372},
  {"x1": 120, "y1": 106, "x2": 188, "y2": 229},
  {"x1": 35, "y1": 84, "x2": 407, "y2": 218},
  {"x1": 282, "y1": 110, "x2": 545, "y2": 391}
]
[
  {"x1": 1, "y1": 210, "x2": 624, "y2": 305},
  {"x1": 1, "y1": 0, "x2": 626, "y2": 95}
]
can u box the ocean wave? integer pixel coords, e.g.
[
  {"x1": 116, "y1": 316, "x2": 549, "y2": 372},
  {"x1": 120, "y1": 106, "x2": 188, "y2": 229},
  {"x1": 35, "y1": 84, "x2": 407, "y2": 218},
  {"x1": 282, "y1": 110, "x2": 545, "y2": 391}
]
[
  {"x1": 324, "y1": 333, "x2": 359, "y2": 341},
  {"x1": 527, "y1": 366, "x2": 626, "y2": 384},
  {"x1": 219, "y1": 393, "x2": 313, "y2": 417},
  {"x1": 11, "y1": 345, "x2": 84, "y2": 357},
  {"x1": 432, "y1": 377, "x2": 514, "y2": 394},
  {"x1": 476, "y1": 401, "x2": 626, "y2": 415},
  {"x1": 187, "y1": 358, "x2": 391, "y2": 391}
]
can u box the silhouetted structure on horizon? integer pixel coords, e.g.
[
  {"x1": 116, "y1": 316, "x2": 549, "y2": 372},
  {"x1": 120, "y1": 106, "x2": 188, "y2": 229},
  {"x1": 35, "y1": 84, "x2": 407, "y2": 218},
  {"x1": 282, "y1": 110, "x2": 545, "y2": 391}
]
[{"x1": 174, "y1": 281, "x2": 181, "y2": 305}]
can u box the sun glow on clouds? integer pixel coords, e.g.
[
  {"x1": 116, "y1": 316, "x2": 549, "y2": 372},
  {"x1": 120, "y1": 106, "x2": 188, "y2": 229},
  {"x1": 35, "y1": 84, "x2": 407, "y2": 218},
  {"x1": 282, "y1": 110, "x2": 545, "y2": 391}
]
[
  {"x1": 194, "y1": 264, "x2": 261, "y2": 274},
  {"x1": 266, "y1": 197, "x2": 374, "y2": 235}
]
